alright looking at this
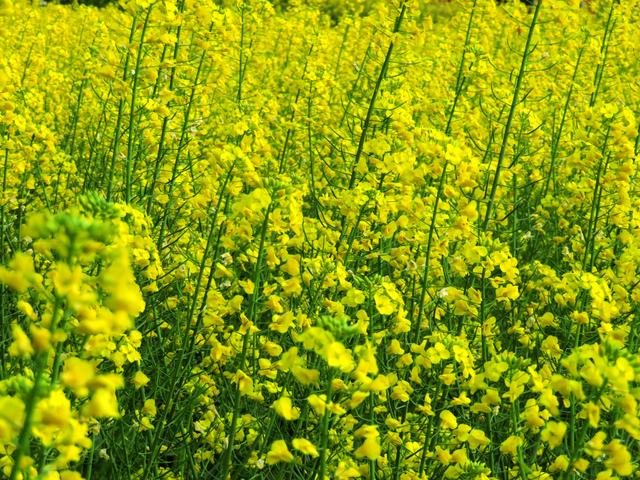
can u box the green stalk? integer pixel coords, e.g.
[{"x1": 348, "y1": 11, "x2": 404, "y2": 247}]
[
  {"x1": 543, "y1": 41, "x2": 585, "y2": 197},
  {"x1": 346, "y1": 3, "x2": 406, "y2": 191},
  {"x1": 336, "y1": 2, "x2": 407, "y2": 254},
  {"x1": 145, "y1": 3, "x2": 185, "y2": 213},
  {"x1": 83, "y1": 88, "x2": 111, "y2": 193},
  {"x1": 220, "y1": 201, "x2": 273, "y2": 479},
  {"x1": 181, "y1": 164, "x2": 236, "y2": 358},
  {"x1": 0, "y1": 142, "x2": 8, "y2": 376},
  {"x1": 445, "y1": 0, "x2": 477, "y2": 136},
  {"x1": 9, "y1": 353, "x2": 46, "y2": 480},
  {"x1": 483, "y1": 0, "x2": 542, "y2": 230},
  {"x1": 338, "y1": 41, "x2": 372, "y2": 128},
  {"x1": 333, "y1": 23, "x2": 351, "y2": 79},
  {"x1": 9, "y1": 298, "x2": 63, "y2": 480},
  {"x1": 106, "y1": 14, "x2": 138, "y2": 201},
  {"x1": 582, "y1": 126, "x2": 610, "y2": 271},
  {"x1": 316, "y1": 380, "x2": 333, "y2": 480},
  {"x1": 511, "y1": 401, "x2": 528, "y2": 480},
  {"x1": 583, "y1": 152, "x2": 610, "y2": 273},
  {"x1": 125, "y1": 5, "x2": 153, "y2": 204},
  {"x1": 589, "y1": 1, "x2": 616, "y2": 108},
  {"x1": 411, "y1": 0, "x2": 477, "y2": 343},
  {"x1": 413, "y1": 161, "x2": 447, "y2": 343},
  {"x1": 237, "y1": 3, "x2": 246, "y2": 102},
  {"x1": 142, "y1": 166, "x2": 234, "y2": 478},
  {"x1": 278, "y1": 44, "x2": 314, "y2": 174},
  {"x1": 155, "y1": 43, "x2": 209, "y2": 250},
  {"x1": 65, "y1": 75, "x2": 87, "y2": 157}
]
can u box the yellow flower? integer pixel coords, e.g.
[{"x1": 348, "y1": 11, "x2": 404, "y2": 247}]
[
  {"x1": 585, "y1": 431, "x2": 607, "y2": 458},
  {"x1": 0, "y1": 252, "x2": 41, "y2": 292},
  {"x1": 84, "y1": 389, "x2": 119, "y2": 418},
  {"x1": 280, "y1": 277, "x2": 302, "y2": 297},
  {"x1": 549, "y1": 455, "x2": 570, "y2": 472},
  {"x1": 386, "y1": 339, "x2": 404, "y2": 355},
  {"x1": 439, "y1": 410, "x2": 458, "y2": 430},
  {"x1": 239, "y1": 279, "x2": 255, "y2": 295},
  {"x1": 8, "y1": 324, "x2": 34, "y2": 358},
  {"x1": 454, "y1": 424, "x2": 471, "y2": 442},
  {"x1": 292, "y1": 438, "x2": 319, "y2": 457},
  {"x1": 234, "y1": 370, "x2": 254, "y2": 396},
  {"x1": 272, "y1": 396, "x2": 300, "y2": 421},
  {"x1": 503, "y1": 370, "x2": 530, "y2": 402},
  {"x1": 499, "y1": 435, "x2": 523, "y2": 456},
  {"x1": 263, "y1": 340, "x2": 283, "y2": 357},
  {"x1": 451, "y1": 392, "x2": 471, "y2": 406},
  {"x1": 60, "y1": 471, "x2": 83, "y2": 480},
  {"x1": 605, "y1": 440, "x2": 633, "y2": 476},
  {"x1": 367, "y1": 374, "x2": 393, "y2": 392},
  {"x1": 139, "y1": 417, "x2": 154, "y2": 432},
  {"x1": 540, "y1": 336, "x2": 562, "y2": 360},
  {"x1": 16, "y1": 300, "x2": 37, "y2": 320},
  {"x1": 327, "y1": 341, "x2": 356, "y2": 373},
  {"x1": 580, "y1": 360, "x2": 603, "y2": 387},
  {"x1": 354, "y1": 435, "x2": 381, "y2": 461},
  {"x1": 451, "y1": 447, "x2": 468, "y2": 465},
  {"x1": 335, "y1": 461, "x2": 361, "y2": 479},
  {"x1": 578, "y1": 402, "x2": 600, "y2": 429},
  {"x1": 435, "y1": 446, "x2": 451, "y2": 465},
  {"x1": 265, "y1": 295, "x2": 284, "y2": 313},
  {"x1": 101, "y1": 252, "x2": 145, "y2": 319},
  {"x1": 391, "y1": 381, "x2": 413, "y2": 402},
  {"x1": 132, "y1": 371, "x2": 150, "y2": 389},
  {"x1": 265, "y1": 440, "x2": 294, "y2": 465},
  {"x1": 374, "y1": 291, "x2": 395, "y2": 315},
  {"x1": 595, "y1": 471, "x2": 617, "y2": 480},
  {"x1": 342, "y1": 288, "x2": 366, "y2": 307},
  {"x1": 327, "y1": 402, "x2": 346, "y2": 416},
  {"x1": 468, "y1": 428, "x2": 490, "y2": 450},
  {"x1": 495, "y1": 284, "x2": 519, "y2": 303},
  {"x1": 298, "y1": 327, "x2": 333, "y2": 355},
  {"x1": 61, "y1": 357, "x2": 95, "y2": 396},
  {"x1": 35, "y1": 390, "x2": 72, "y2": 445},
  {"x1": 291, "y1": 366, "x2": 320, "y2": 385},
  {"x1": 541, "y1": 421, "x2": 567, "y2": 449},
  {"x1": 307, "y1": 394, "x2": 327, "y2": 415},
  {"x1": 143, "y1": 399, "x2": 157, "y2": 417},
  {"x1": 354, "y1": 425, "x2": 381, "y2": 461},
  {"x1": 30, "y1": 326, "x2": 50, "y2": 352},
  {"x1": 573, "y1": 458, "x2": 589, "y2": 473},
  {"x1": 0, "y1": 396, "x2": 25, "y2": 442},
  {"x1": 348, "y1": 391, "x2": 369, "y2": 409}
]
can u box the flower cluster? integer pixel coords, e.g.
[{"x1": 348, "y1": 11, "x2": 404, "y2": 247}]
[{"x1": 1, "y1": 0, "x2": 640, "y2": 478}]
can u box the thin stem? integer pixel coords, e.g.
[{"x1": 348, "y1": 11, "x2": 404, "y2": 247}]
[{"x1": 483, "y1": 0, "x2": 542, "y2": 230}]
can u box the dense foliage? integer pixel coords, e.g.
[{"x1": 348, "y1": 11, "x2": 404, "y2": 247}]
[{"x1": 1, "y1": 0, "x2": 640, "y2": 478}]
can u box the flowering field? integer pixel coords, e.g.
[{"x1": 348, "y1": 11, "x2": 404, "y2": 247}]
[{"x1": 1, "y1": 0, "x2": 640, "y2": 478}]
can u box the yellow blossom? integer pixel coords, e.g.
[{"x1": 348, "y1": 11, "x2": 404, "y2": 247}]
[
  {"x1": 292, "y1": 438, "x2": 319, "y2": 457},
  {"x1": 439, "y1": 410, "x2": 458, "y2": 430},
  {"x1": 272, "y1": 396, "x2": 301, "y2": 421},
  {"x1": 266, "y1": 440, "x2": 294, "y2": 465},
  {"x1": 541, "y1": 421, "x2": 567, "y2": 449}
]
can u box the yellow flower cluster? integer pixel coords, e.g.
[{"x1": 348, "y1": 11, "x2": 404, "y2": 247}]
[{"x1": 1, "y1": 0, "x2": 640, "y2": 479}]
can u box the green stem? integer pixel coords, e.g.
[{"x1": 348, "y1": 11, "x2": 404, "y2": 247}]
[
  {"x1": 220, "y1": 202, "x2": 273, "y2": 479},
  {"x1": 346, "y1": 2, "x2": 407, "y2": 191},
  {"x1": 483, "y1": 0, "x2": 542, "y2": 230},
  {"x1": 413, "y1": 161, "x2": 447, "y2": 343},
  {"x1": 9, "y1": 298, "x2": 63, "y2": 480},
  {"x1": 316, "y1": 380, "x2": 333, "y2": 480},
  {"x1": 106, "y1": 14, "x2": 138, "y2": 201},
  {"x1": 125, "y1": 5, "x2": 152, "y2": 204}
]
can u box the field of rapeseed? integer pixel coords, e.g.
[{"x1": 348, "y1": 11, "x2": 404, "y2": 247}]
[{"x1": 1, "y1": 0, "x2": 640, "y2": 478}]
